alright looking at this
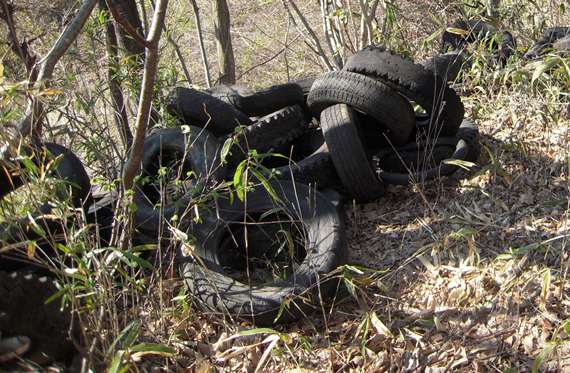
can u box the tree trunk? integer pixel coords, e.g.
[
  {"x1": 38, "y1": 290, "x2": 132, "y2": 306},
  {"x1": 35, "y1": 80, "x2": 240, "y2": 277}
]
[
  {"x1": 212, "y1": 0, "x2": 236, "y2": 84},
  {"x1": 99, "y1": 0, "x2": 133, "y2": 149},
  {"x1": 110, "y1": 0, "x2": 145, "y2": 66}
]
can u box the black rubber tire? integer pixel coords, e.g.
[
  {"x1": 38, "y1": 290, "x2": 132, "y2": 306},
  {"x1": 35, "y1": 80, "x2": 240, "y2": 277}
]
[
  {"x1": 307, "y1": 70, "x2": 415, "y2": 145},
  {"x1": 525, "y1": 27, "x2": 570, "y2": 59},
  {"x1": 133, "y1": 127, "x2": 224, "y2": 235},
  {"x1": 378, "y1": 118, "x2": 480, "y2": 185},
  {"x1": 344, "y1": 46, "x2": 465, "y2": 138},
  {"x1": 178, "y1": 180, "x2": 348, "y2": 326},
  {"x1": 275, "y1": 139, "x2": 340, "y2": 190},
  {"x1": 420, "y1": 50, "x2": 471, "y2": 83},
  {"x1": 166, "y1": 87, "x2": 253, "y2": 137},
  {"x1": 0, "y1": 144, "x2": 91, "y2": 270},
  {"x1": 0, "y1": 271, "x2": 75, "y2": 365},
  {"x1": 233, "y1": 83, "x2": 306, "y2": 117},
  {"x1": 224, "y1": 105, "x2": 308, "y2": 170},
  {"x1": 320, "y1": 104, "x2": 385, "y2": 201},
  {"x1": 553, "y1": 35, "x2": 570, "y2": 55},
  {"x1": 441, "y1": 20, "x2": 516, "y2": 64},
  {"x1": 203, "y1": 84, "x2": 254, "y2": 108},
  {"x1": 375, "y1": 137, "x2": 458, "y2": 173}
]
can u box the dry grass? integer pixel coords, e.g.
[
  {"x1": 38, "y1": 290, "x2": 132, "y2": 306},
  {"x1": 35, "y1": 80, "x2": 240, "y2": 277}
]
[{"x1": 1, "y1": 0, "x2": 569, "y2": 371}]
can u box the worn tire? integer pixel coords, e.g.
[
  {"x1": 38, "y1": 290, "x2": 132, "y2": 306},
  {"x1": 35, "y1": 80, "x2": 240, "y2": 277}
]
[
  {"x1": 203, "y1": 84, "x2": 254, "y2": 108},
  {"x1": 224, "y1": 105, "x2": 308, "y2": 170},
  {"x1": 378, "y1": 118, "x2": 480, "y2": 185},
  {"x1": 166, "y1": 87, "x2": 253, "y2": 137},
  {"x1": 274, "y1": 129, "x2": 340, "y2": 189},
  {"x1": 0, "y1": 144, "x2": 91, "y2": 270},
  {"x1": 442, "y1": 20, "x2": 516, "y2": 63},
  {"x1": 178, "y1": 180, "x2": 348, "y2": 325},
  {"x1": 133, "y1": 127, "x2": 223, "y2": 235},
  {"x1": 233, "y1": 83, "x2": 306, "y2": 117},
  {"x1": 0, "y1": 271, "x2": 75, "y2": 365},
  {"x1": 420, "y1": 50, "x2": 471, "y2": 83},
  {"x1": 321, "y1": 104, "x2": 385, "y2": 201},
  {"x1": 308, "y1": 71, "x2": 415, "y2": 145},
  {"x1": 344, "y1": 46, "x2": 465, "y2": 138}
]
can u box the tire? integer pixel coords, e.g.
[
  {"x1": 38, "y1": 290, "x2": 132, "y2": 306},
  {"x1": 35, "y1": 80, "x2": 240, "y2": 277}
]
[
  {"x1": 441, "y1": 20, "x2": 516, "y2": 64},
  {"x1": 0, "y1": 143, "x2": 91, "y2": 270},
  {"x1": 344, "y1": 46, "x2": 465, "y2": 137},
  {"x1": 320, "y1": 104, "x2": 385, "y2": 201},
  {"x1": 203, "y1": 84, "x2": 254, "y2": 108},
  {"x1": 420, "y1": 50, "x2": 471, "y2": 83},
  {"x1": 178, "y1": 180, "x2": 348, "y2": 325},
  {"x1": 133, "y1": 127, "x2": 224, "y2": 234},
  {"x1": 233, "y1": 83, "x2": 306, "y2": 117},
  {"x1": 224, "y1": 105, "x2": 308, "y2": 170},
  {"x1": 378, "y1": 118, "x2": 480, "y2": 185},
  {"x1": 0, "y1": 271, "x2": 75, "y2": 365},
  {"x1": 308, "y1": 71, "x2": 415, "y2": 145},
  {"x1": 553, "y1": 35, "x2": 570, "y2": 55},
  {"x1": 166, "y1": 87, "x2": 253, "y2": 137}
]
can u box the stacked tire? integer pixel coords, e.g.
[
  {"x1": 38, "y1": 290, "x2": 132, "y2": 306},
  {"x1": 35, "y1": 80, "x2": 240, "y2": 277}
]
[{"x1": 165, "y1": 45, "x2": 481, "y2": 326}]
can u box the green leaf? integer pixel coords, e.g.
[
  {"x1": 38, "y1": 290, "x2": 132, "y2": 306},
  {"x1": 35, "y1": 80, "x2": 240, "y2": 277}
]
[
  {"x1": 446, "y1": 27, "x2": 469, "y2": 36},
  {"x1": 442, "y1": 159, "x2": 476, "y2": 170},
  {"x1": 563, "y1": 320, "x2": 570, "y2": 335},
  {"x1": 221, "y1": 137, "x2": 233, "y2": 163},
  {"x1": 424, "y1": 27, "x2": 444, "y2": 45},
  {"x1": 238, "y1": 327, "x2": 279, "y2": 337},
  {"x1": 107, "y1": 321, "x2": 140, "y2": 356},
  {"x1": 532, "y1": 342, "x2": 555, "y2": 373},
  {"x1": 233, "y1": 160, "x2": 248, "y2": 201},
  {"x1": 115, "y1": 250, "x2": 154, "y2": 269},
  {"x1": 108, "y1": 350, "x2": 127, "y2": 373},
  {"x1": 251, "y1": 169, "x2": 279, "y2": 202},
  {"x1": 129, "y1": 343, "x2": 176, "y2": 356},
  {"x1": 531, "y1": 57, "x2": 561, "y2": 86}
]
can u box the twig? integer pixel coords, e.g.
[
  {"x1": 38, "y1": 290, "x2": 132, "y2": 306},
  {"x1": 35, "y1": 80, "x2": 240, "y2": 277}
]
[
  {"x1": 188, "y1": 0, "x2": 211, "y2": 87},
  {"x1": 236, "y1": 34, "x2": 301, "y2": 80},
  {"x1": 165, "y1": 29, "x2": 192, "y2": 84},
  {"x1": 282, "y1": 0, "x2": 335, "y2": 71}
]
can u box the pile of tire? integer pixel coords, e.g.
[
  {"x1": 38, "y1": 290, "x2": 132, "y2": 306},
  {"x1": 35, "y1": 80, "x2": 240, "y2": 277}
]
[
  {"x1": 0, "y1": 46, "x2": 482, "y2": 333},
  {"x1": 165, "y1": 46, "x2": 481, "y2": 324}
]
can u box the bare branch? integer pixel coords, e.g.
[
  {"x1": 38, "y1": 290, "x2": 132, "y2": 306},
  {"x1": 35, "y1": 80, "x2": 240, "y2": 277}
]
[
  {"x1": 36, "y1": 0, "x2": 98, "y2": 81},
  {"x1": 282, "y1": 0, "x2": 336, "y2": 71},
  {"x1": 165, "y1": 28, "x2": 192, "y2": 84},
  {"x1": 188, "y1": 0, "x2": 212, "y2": 87}
]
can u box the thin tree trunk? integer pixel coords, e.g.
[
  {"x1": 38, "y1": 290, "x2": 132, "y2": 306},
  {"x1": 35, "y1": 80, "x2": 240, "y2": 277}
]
[
  {"x1": 118, "y1": 0, "x2": 168, "y2": 249},
  {"x1": 212, "y1": 0, "x2": 236, "y2": 85},
  {"x1": 122, "y1": 0, "x2": 168, "y2": 191},
  {"x1": 107, "y1": 0, "x2": 145, "y2": 67},
  {"x1": 99, "y1": 0, "x2": 133, "y2": 149},
  {"x1": 189, "y1": 0, "x2": 211, "y2": 87}
]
